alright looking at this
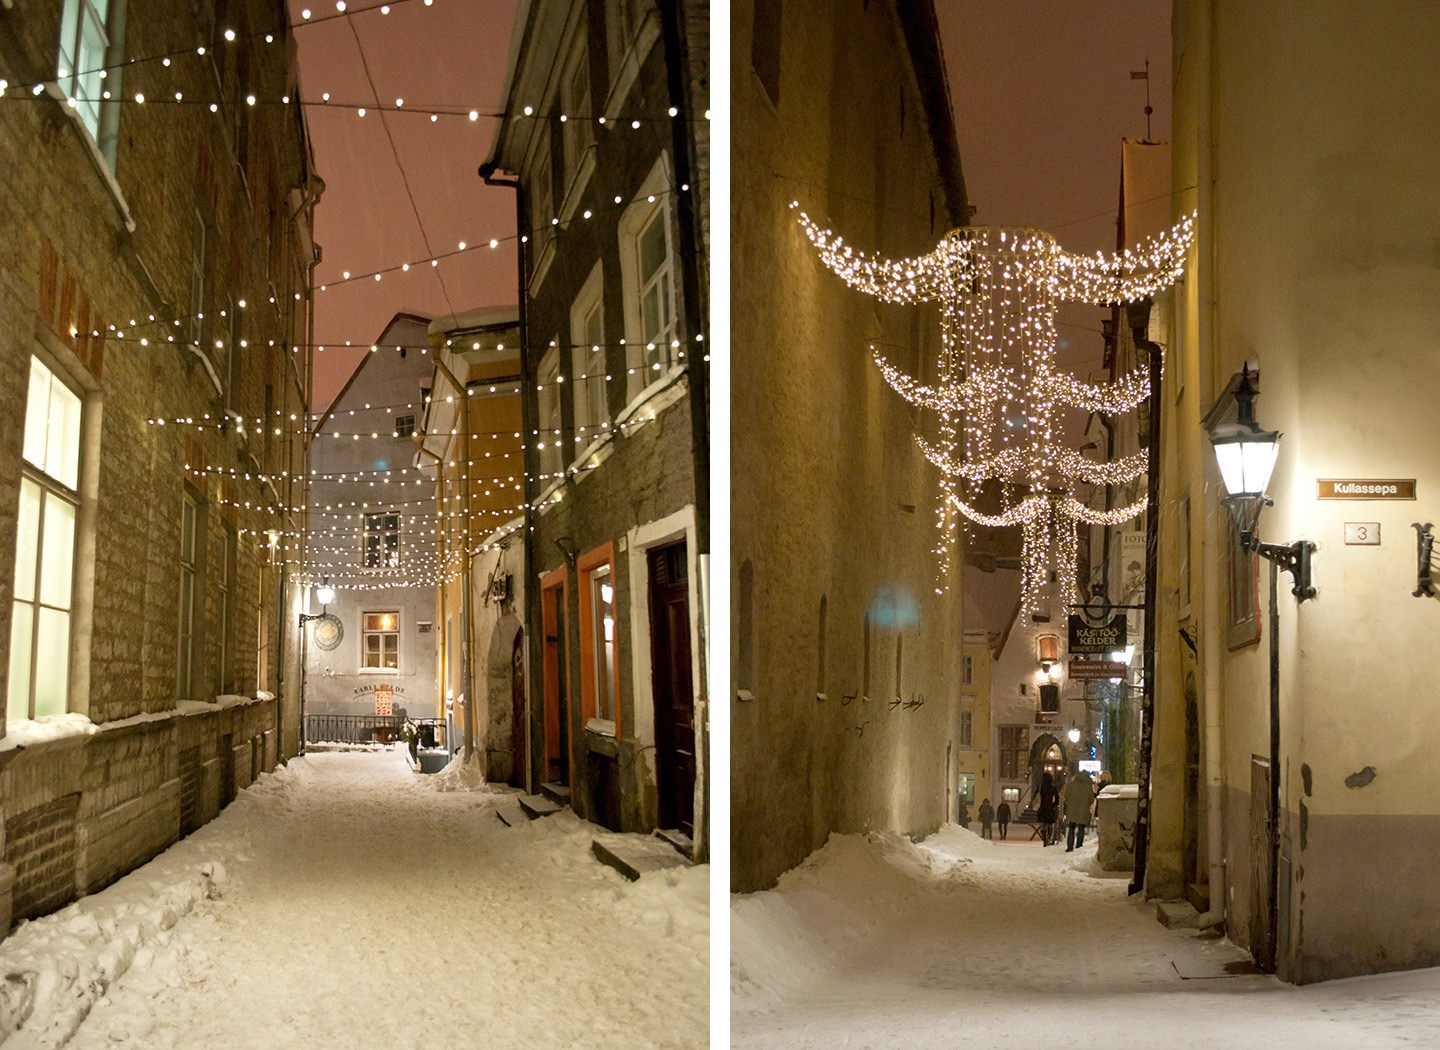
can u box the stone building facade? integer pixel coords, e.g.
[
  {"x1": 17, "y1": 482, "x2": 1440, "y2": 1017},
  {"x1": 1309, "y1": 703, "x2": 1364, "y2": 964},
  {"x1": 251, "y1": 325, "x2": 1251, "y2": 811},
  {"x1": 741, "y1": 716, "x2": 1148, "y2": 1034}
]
[
  {"x1": 731, "y1": 0, "x2": 971, "y2": 892},
  {"x1": 485, "y1": 0, "x2": 709, "y2": 856},
  {"x1": 0, "y1": 0, "x2": 316, "y2": 931},
  {"x1": 301, "y1": 314, "x2": 437, "y2": 742},
  {"x1": 1147, "y1": 0, "x2": 1440, "y2": 983},
  {"x1": 416, "y1": 307, "x2": 524, "y2": 782}
]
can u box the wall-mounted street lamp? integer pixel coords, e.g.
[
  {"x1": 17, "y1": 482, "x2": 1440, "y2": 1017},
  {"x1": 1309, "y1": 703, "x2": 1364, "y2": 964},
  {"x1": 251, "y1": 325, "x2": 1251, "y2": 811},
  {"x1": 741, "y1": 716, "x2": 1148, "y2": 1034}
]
[
  {"x1": 298, "y1": 577, "x2": 336, "y2": 755},
  {"x1": 1036, "y1": 634, "x2": 1062, "y2": 680},
  {"x1": 1205, "y1": 366, "x2": 1315, "y2": 975},
  {"x1": 315, "y1": 578, "x2": 336, "y2": 608},
  {"x1": 1207, "y1": 368, "x2": 1316, "y2": 600}
]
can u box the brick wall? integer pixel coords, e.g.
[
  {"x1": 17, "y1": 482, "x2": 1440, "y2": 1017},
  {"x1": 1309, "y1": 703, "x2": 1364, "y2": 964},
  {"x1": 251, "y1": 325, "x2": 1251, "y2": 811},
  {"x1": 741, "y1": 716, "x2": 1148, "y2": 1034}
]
[{"x1": 0, "y1": 0, "x2": 312, "y2": 931}]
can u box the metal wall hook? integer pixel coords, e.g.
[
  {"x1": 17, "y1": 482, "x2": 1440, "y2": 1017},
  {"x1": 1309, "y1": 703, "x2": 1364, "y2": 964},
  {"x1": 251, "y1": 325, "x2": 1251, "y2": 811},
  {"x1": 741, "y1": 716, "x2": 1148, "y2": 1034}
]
[{"x1": 1413, "y1": 523, "x2": 1435, "y2": 597}]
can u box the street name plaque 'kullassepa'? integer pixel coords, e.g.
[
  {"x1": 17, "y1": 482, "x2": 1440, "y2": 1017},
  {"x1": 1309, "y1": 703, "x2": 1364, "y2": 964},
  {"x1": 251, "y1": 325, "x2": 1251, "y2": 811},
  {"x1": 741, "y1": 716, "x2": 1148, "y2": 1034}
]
[{"x1": 1316, "y1": 479, "x2": 1416, "y2": 500}]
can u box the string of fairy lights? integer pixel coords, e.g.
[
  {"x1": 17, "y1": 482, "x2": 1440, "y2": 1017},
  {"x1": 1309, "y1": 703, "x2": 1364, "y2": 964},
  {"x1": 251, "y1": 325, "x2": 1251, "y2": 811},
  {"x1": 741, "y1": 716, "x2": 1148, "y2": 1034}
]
[
  {"x1": 13, "y1": 0, "x2": 710, "y2": 597},
  {"x1": 796, "y1": 203, "x2": 1196, "y2": 618}
]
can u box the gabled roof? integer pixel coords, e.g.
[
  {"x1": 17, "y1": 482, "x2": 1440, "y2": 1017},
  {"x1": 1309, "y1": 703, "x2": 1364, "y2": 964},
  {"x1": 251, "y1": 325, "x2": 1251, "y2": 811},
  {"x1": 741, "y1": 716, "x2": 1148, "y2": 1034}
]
[{"x1": 313, "y1": 311, "x2": 433, "y2": 433}]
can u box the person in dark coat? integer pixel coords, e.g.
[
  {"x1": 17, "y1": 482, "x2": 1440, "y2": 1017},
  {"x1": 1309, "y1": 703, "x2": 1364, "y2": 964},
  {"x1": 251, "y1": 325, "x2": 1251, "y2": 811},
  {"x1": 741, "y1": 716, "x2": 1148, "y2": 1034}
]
[
  {"x1": 1034, "y1": 772, "x2": 1060, "y2": 846},
  {"x1": 978, "y1": 798, "x2": 994, "y2": 839},
  {"x1": 996, "y1": 799, "x2": 1011, "y2": 840},
  {"x1": 958, "y1": 796, "x2": 970, "y2": 829},
  {"x1": 1064, "y1": 770, "x2": 1096, "y2": 851}
]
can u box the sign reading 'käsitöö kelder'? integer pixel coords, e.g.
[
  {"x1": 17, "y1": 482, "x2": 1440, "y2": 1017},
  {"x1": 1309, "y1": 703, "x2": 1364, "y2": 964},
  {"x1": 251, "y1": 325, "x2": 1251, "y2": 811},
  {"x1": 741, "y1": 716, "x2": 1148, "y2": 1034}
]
[
  {"x1": 1068, "y1": 614, "x2": 1127, "y2": 654},
  {"x1": 1317, "y1": 479, "x2": 1416, "y2": 500}
]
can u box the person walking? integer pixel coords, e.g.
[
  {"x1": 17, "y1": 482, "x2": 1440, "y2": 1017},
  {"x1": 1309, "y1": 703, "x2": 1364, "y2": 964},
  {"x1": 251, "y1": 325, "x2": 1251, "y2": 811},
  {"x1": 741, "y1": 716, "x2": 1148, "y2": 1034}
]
[
  {"x1": 1064, "y1": 770, "x2": 1096, "y2": 851},
  {"x1": 996, "y1": 799, "x2": 1011, "y2": 840},
  {"x1": 978, "y1": 798, "x2": 994, "y2": 839},
  {"x1": 958, "y1": 796, "x2": 970, "y2": 830},
  {"x1": 1034, "y1": 772, "x2": 1060, "y2": 846}
]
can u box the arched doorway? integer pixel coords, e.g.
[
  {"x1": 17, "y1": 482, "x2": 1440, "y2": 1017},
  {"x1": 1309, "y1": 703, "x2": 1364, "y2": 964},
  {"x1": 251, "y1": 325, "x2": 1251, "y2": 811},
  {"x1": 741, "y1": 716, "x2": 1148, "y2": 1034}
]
[{"x1": 1028, "y1": 733, "x2": 1068, "y2": 802}]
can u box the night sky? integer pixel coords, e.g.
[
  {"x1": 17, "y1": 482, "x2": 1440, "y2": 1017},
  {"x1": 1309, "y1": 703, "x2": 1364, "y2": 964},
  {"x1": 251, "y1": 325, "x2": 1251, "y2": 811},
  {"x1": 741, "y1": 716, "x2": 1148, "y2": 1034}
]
[{"x1": 288, "y1": 0, "x2": 520, "y2": 410}]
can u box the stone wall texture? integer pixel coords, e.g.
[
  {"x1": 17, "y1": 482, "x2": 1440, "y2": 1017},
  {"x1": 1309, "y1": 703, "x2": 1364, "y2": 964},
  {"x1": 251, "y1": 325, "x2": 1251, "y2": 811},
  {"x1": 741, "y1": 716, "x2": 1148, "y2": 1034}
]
[
  {"x1": 731, "y1": 0, "x2": 970, "y2": 892},
  {"x1": 0, "y1": 0, "x2": 313, "y2": 932}
]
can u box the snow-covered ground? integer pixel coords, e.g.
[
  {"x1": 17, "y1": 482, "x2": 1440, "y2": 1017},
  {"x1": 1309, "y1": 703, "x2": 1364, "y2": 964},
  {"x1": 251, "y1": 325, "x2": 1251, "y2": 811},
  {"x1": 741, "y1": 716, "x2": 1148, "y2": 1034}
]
[
  {"x1": 0, "y1": 748, "x2": 707, "y2": 1049},
  {"x1": 732, "y1": 825, "x2": 1440, "y2": 1048}
]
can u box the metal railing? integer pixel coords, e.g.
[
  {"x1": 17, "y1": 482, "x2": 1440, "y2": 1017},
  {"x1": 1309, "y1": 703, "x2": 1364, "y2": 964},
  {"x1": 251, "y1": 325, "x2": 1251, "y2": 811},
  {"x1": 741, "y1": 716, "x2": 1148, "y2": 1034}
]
[{"x1": 304, "y1": 713, "x2": 405, "y2": 745}]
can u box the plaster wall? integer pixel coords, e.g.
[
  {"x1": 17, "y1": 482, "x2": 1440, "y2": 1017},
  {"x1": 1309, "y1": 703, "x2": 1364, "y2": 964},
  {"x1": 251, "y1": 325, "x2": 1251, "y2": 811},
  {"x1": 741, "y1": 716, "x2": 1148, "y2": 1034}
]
[
  {"x1": 731, "y1": 0, "x2": 968, "y2": 892},
  {"x1": 1168, "y1": 0, "x2": 1440, "y2": 981}
]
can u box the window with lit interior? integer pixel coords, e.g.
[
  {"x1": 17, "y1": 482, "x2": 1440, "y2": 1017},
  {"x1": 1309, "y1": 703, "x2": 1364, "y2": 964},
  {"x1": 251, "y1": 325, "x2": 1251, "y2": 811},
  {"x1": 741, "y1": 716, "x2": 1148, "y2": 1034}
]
[
  {"x1": 8, "y1": 358, "x2": 82, "y2": 722},
  {"x1": 588, "y1": 564, "x2": 617, "y2": 723},
  {"x1": 628, "y1": 201, "x2": 677, "y2": 398},
  {"x1": 362, "y1": 612, "x2": 399, "y2": 669}
]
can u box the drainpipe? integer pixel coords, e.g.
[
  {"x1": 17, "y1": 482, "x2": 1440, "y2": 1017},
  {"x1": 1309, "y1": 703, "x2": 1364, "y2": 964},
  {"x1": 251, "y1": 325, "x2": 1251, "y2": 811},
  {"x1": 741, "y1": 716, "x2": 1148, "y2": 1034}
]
[
  {"x1": 430, "y1": 355, "x2": 477, "y2": 761},
  {"x1": 478, "y1": 161, "x2": 534, "y2": 792},
  {"x1": 1192, "y1": 0, "x2": 1227, "y2": 933},
  {"x1": 659, "y1": 0, "x2": 709, "y2": 865},
  {"x1": 1129, "y1": 300, "x2": 1161, "y2": 897}
]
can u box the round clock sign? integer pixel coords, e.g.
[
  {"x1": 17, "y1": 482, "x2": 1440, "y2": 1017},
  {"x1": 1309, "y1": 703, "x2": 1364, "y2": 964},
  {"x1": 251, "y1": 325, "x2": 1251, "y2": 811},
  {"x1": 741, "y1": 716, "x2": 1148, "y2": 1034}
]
[{"x1": 314, "y1": 613, "x2": 343, "y2": 651}]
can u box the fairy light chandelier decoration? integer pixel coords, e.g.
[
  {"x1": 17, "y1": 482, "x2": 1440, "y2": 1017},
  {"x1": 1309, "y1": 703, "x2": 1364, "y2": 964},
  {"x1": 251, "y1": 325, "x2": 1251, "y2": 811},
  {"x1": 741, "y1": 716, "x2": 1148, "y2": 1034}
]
[{"x1": 794, "y1": 204, "x2": 1195, "y2": 617}]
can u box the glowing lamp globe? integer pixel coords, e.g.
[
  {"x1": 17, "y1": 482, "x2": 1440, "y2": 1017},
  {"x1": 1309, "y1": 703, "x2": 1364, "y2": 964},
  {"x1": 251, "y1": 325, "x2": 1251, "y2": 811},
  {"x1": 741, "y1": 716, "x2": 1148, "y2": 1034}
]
[
  {"x1": 1208, "y1": 369, "x2": 1280, "y2": 499},
  {"x1": 316, "y1": 583, "x2": 336, "y2": 606}
]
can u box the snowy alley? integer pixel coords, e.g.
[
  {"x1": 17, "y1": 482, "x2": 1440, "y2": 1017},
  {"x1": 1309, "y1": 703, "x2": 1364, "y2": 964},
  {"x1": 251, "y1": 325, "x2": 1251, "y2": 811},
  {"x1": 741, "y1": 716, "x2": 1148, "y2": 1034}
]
[
  {"x1": 0, "y1": 749, "x2": 708, "y2": 1049},
  {"x1": 732, "y1": 827, "x2": 1440, "y2": 1049}
]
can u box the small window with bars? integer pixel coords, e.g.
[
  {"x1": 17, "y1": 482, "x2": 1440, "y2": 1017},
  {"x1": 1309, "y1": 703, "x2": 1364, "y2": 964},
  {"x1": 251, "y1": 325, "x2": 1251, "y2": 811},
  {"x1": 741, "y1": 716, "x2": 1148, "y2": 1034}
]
[{"x1": 394, "y1": 414, "x2": 415, "y2": 437}]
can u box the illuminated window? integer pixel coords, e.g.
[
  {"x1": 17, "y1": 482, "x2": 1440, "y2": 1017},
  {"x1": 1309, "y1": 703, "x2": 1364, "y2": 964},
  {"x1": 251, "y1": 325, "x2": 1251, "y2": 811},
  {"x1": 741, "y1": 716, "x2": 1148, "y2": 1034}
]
[
  {"x1": 588, "y1": 565, "x2": 617, "y2": 722},
  {"x1": 363, "y1": 513, "x2": 399, "y2": 568},
  {"x1": 363, "y1": 611, "x2": 399, "y2": 669},
  {"x1": 58, "y1": 0, "x2": 122, "y2": 148},
  {"x1": 578, "y1": 544, "x2": 619, "y2": 733},
  {"x1": 8, "y1": 358, "x2": 82, "y2": 722}
]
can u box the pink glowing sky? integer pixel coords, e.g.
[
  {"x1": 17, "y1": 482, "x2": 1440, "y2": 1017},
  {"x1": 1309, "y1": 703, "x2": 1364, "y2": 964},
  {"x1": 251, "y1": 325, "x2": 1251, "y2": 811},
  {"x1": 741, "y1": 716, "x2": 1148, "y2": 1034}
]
[{"x1": 288, "y1": 0, "x2": 520, "y2": 411}]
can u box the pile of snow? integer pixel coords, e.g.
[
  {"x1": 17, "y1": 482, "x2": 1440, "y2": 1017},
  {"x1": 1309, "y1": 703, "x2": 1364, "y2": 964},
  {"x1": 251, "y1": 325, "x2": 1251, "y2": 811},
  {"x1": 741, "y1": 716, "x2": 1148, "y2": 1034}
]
[
  {"x1": 429, "y1": 746, "x2": 495, "y2": 792},
  {"x1": 0, "y1": 713, "x2": 96, "y2": 752}
]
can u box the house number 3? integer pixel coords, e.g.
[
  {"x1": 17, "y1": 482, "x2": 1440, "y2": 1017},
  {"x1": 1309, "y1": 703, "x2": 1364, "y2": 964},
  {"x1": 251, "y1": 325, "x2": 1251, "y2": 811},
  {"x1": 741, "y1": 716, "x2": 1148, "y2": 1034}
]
[{"x1": 1344, "y1": 522, "x2": 1381, "y2": 545}]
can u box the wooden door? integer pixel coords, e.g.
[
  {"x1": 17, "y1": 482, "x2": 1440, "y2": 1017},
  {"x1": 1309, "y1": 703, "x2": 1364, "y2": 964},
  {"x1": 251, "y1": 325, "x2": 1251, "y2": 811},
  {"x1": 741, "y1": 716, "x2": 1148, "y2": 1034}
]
[
  {"x1": 649, "y1": 542, "x2": 695, "y2": 837},
  {"x1": 1249, "y1": 757, "x2": 1275, "y2": 972},
  {"x1": 511, "y1": 632, "x2": 526, "y2": 788},
  {"x1": 542, "y1": 578, "x2": 570, "y2": 786}
]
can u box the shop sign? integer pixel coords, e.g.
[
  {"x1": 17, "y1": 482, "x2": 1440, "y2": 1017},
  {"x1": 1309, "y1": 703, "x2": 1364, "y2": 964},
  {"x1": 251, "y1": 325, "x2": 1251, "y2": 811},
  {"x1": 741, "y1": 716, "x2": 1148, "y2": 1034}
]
[
  {"x1": 1068, "y1": 614, "x2": 1127, "y2": 654},
  {"x1": 1068, "y1": 659, "x2": 1129, "y2": 681}
]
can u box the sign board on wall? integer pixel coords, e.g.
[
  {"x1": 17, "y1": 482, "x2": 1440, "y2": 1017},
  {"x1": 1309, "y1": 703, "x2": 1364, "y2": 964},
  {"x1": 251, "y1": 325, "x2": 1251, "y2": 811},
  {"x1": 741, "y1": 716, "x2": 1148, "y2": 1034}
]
[
  {"x1": 1069, "y1": 659, "x2": 1129, "y2": 681},
  {"x1": 1068, "y1": 614, "x2": 1127, "y2": 654},
  {"x1": 374, "y1": 684, "x2": 394, "y2": 716},
  {"x1": 1317, "y1": 479, "x2": 1416, "y2": 500}
]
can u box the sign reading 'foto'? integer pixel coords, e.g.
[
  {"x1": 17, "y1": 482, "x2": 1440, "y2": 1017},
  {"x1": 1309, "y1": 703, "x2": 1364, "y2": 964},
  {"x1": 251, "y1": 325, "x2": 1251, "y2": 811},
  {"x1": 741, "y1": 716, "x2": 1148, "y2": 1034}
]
[{"x1": 1317, "y1": 479, "x2": 1416, "y2": 500}]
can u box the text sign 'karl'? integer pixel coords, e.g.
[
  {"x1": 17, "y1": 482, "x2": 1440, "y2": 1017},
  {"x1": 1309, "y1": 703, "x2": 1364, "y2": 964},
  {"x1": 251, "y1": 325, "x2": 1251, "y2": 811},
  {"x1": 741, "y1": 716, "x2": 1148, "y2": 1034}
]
[{"x1": 1317, "y1": 479, "x2": 1416, "y2": 500}]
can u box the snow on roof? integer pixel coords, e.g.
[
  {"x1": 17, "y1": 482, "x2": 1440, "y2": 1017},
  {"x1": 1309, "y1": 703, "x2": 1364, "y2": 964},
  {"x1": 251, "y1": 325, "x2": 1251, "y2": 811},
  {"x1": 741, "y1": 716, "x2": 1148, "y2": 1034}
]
[{"x1": 428, "y1": 305, "x2": 519, "y2": 336}]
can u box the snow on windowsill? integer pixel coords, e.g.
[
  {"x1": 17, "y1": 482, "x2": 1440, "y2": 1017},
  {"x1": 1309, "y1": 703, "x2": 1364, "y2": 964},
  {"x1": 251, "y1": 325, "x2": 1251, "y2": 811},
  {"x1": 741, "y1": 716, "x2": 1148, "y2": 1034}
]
[
  {"x1": 1, "y1": 713, "x2": 97, "y2": 752},
  {"x1": 615, "y1": 367, "x2": 688, "y2": 435},
  {"x1": 585, "y1": 717, "x2": 617, "y2": 738},
  {"x1": 2, "y1": 693, "x2": 276, "y2": 752}
]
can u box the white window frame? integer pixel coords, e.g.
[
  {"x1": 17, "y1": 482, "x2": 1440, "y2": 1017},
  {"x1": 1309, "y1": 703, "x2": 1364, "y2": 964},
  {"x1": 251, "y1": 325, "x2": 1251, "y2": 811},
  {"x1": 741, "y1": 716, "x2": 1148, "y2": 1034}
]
[
  {"x1": 8, "y1": 358, "x2": 83, "y2": 722},
  {"x1": 559, "y1": 31, "x2": 594, "y2": 190},
  {"x1": 537, "y1": 345, "x2": 562, "y2": 482},
  {"x1": 528, "y1": 135, "x2": 555, "y2": 280},
  {"x1": 570, "y1": 263, "x2": 608, "y2": 455},
  {"x1": 362, "y1": 512, "x2": 400, "y2": 569},
  {"x1": 362, "y1": 611, "x2": 400, "y2": 671},
  {"x1": 58, "y1": 0, "x2": 117, "y2": 147},
  {"x1": 618, "y1": 156, "x2": 681, "y2": 404}
]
